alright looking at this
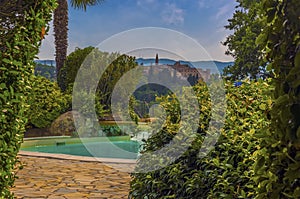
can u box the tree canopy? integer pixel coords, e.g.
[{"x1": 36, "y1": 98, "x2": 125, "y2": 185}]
[
  {"x1": 223, "y1": 0, "x2": 269, "y2": 80},
  {"x1": 58, "y1": 47, "x2": 138, "y2": 116},
  {"x1": 57, "y1": 46, "x2": 95, "y2": 91}
]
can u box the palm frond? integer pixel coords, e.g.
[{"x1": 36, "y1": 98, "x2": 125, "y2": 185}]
[{"x1": 70, "y1": 0, "x2": 104, "y2": 11}]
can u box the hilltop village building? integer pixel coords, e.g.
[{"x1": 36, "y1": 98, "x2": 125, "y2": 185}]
[
  {"x1": 170, "y1": 61, "x2": 210, "y2": 81},
  {"x1": 142, "y1": 54, "x2": 211, "y2": 82}
]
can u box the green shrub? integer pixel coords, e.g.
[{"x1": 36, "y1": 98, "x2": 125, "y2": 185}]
[
  {"x1": 101, "y1": 125, "x2": 129, "y2": 137},
  {"x1": 253, "y1": 0, "x2": 300, "y2": 198},
  {"x1": 27, "y1": 76, "x2": 70, "y2": 128},
  {"x1": 0, "y1": 0, "x2": 56, "y2": 197},
  {"x1": 130, "y1": 79, "x2": 272, "y2": 198}
]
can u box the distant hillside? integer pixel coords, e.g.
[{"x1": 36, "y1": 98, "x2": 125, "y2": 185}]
[
  {"x1": 34, "y1": 60, "x2": 56, "y2": 81},
  {"x1": 34, "y1": 59, "x2": 56, "y2": 67},
  {"x1": 136, "y1": 58, "x2": 234, "y2": 74},
  {"x1": 191, "y1": 61, "x2": 234, "y2": 74},
  {"x1": 34, "y1": 58, "x2": 234, "y2": 76}
]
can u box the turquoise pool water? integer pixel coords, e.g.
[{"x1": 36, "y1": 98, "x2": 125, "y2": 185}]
[{"x1": 22, "y1": 140, "x2": 140, "y2": 159}]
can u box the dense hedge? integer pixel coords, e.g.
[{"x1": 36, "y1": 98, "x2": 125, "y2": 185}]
[
  {"x1": 0, "y1": 0, "x2": 56, "y2": 197},
  {"x1": 27, "y1": 76, "x2": 70, "y2": 128},
  {"x1": 130, "y1": 80, "x2": 272, "y2": 198},
  {"x1": 253, "y1": 0, "x2": 300, "y2": 198}
]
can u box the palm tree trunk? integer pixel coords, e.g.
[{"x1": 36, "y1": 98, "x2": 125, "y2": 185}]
[{"x1": 54, "y1": 0, "x2": 68, "y2": 76}]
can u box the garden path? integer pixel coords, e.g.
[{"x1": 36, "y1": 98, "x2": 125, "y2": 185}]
[{"x1": 11, "y1": 152, "x2": 134, "y2": 198}]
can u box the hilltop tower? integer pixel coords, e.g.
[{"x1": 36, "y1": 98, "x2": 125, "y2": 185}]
[{"x1": 155, "y1": 53, "x2": 159, "y2": 65}]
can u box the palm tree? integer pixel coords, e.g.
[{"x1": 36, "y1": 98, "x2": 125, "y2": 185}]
[{"x1": 54, "y1": 0, "x2": 103, "y2": 76}]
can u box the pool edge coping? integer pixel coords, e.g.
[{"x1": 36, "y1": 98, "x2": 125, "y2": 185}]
[{"x1": 18, "y1": 150, "x2": 137, "y2": 164}]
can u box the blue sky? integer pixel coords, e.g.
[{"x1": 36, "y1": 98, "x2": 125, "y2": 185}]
[{"x1": 38, "y1": 0, "x2": 237, "y2": 62}]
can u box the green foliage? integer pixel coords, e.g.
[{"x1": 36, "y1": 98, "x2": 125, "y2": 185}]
[
  {"x1": 130, "y1": 80, "x2": 272, "y2": 198},
  {"x1": 101, "y1": 125, "x2": 128, "y2": 137},
  {"x1": 253, "y1": 0, "x2": 300, "y2": 198},
  {"x1": 128, "y1": 96, "x2": 140, "y2": 124},
  {"x1": 133, "y1": 83, "x2": 171, "y2": 118},
  {"x1": 57, "y1": 46, "x2": 95, "y2": 91},
  {"x1": 26, "y1": 76, "x2": 70, "y2": 128},
  {"x1": 71, "y1": 49, "x2": 138, "y2": 119},
  {"x1": 72, "y1": 89, "x2": 107, "y2": 119},
  {"x1": 0, "y1": 0, "x2": 57, "y2": 197},
  {"x1": 96, "y1": 54, "x2": 138, "y2": 111},
  {"x1": 71, "y1": 125, "x2": 128, "y2": 137},
  {"x1": 223, "y1": 0, "x2": 269, "y2": 80},
  {"x1": 59, "y1": 47, "x2": 139, "y2": 121},
  {"x1": 70, "y1": 0, "x2": 104, "y2": 11}
]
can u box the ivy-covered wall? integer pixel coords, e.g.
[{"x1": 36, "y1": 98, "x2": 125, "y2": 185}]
[{"x1": 0, "y1": 0, "x2": 57, "y2": 197}]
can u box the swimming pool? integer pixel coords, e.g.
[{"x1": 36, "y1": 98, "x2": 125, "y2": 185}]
[{"x1": 21, "y1": 136, "x2": 141, "y2": 159}]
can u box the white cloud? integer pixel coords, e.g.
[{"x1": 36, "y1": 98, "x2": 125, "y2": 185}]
[
  {"x1": 215, "y1": 4, "x2": 232, "y2": 20},
  {"x1": 161, "y1": 3, "x2": 184, "y2": 25},
  {"x1": 37, "y1": 1, "x2": 236, "y2": 61}
]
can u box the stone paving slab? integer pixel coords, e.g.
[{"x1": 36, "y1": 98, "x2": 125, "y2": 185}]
[{"x1": 11, "y1": 153, "x2": 135, "y2": 198}]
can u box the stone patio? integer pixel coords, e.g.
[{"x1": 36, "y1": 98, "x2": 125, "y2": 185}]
[{"x1": 11, "y1": 151, "x2": 135, "y2": 198}]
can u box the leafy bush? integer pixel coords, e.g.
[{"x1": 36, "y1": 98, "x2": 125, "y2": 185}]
[
  {"x1": 26, "y1": 76, "x2": 70, "y2": 128},
  {"x1": 101, "y1": 125, "x2": 129, "y2": 137},
  {"x1": 71, "y1": 88, "x2": 107, "y2": 121},
  {"x1": 253, "y1": 0, "x2": 300, "y2": 198},
  {"x1": 0, "y1": 0, "x2": 56, "y2": 197},
  {"x1": 130, "y1": 79, "x2": 272, "y2": 198}
]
